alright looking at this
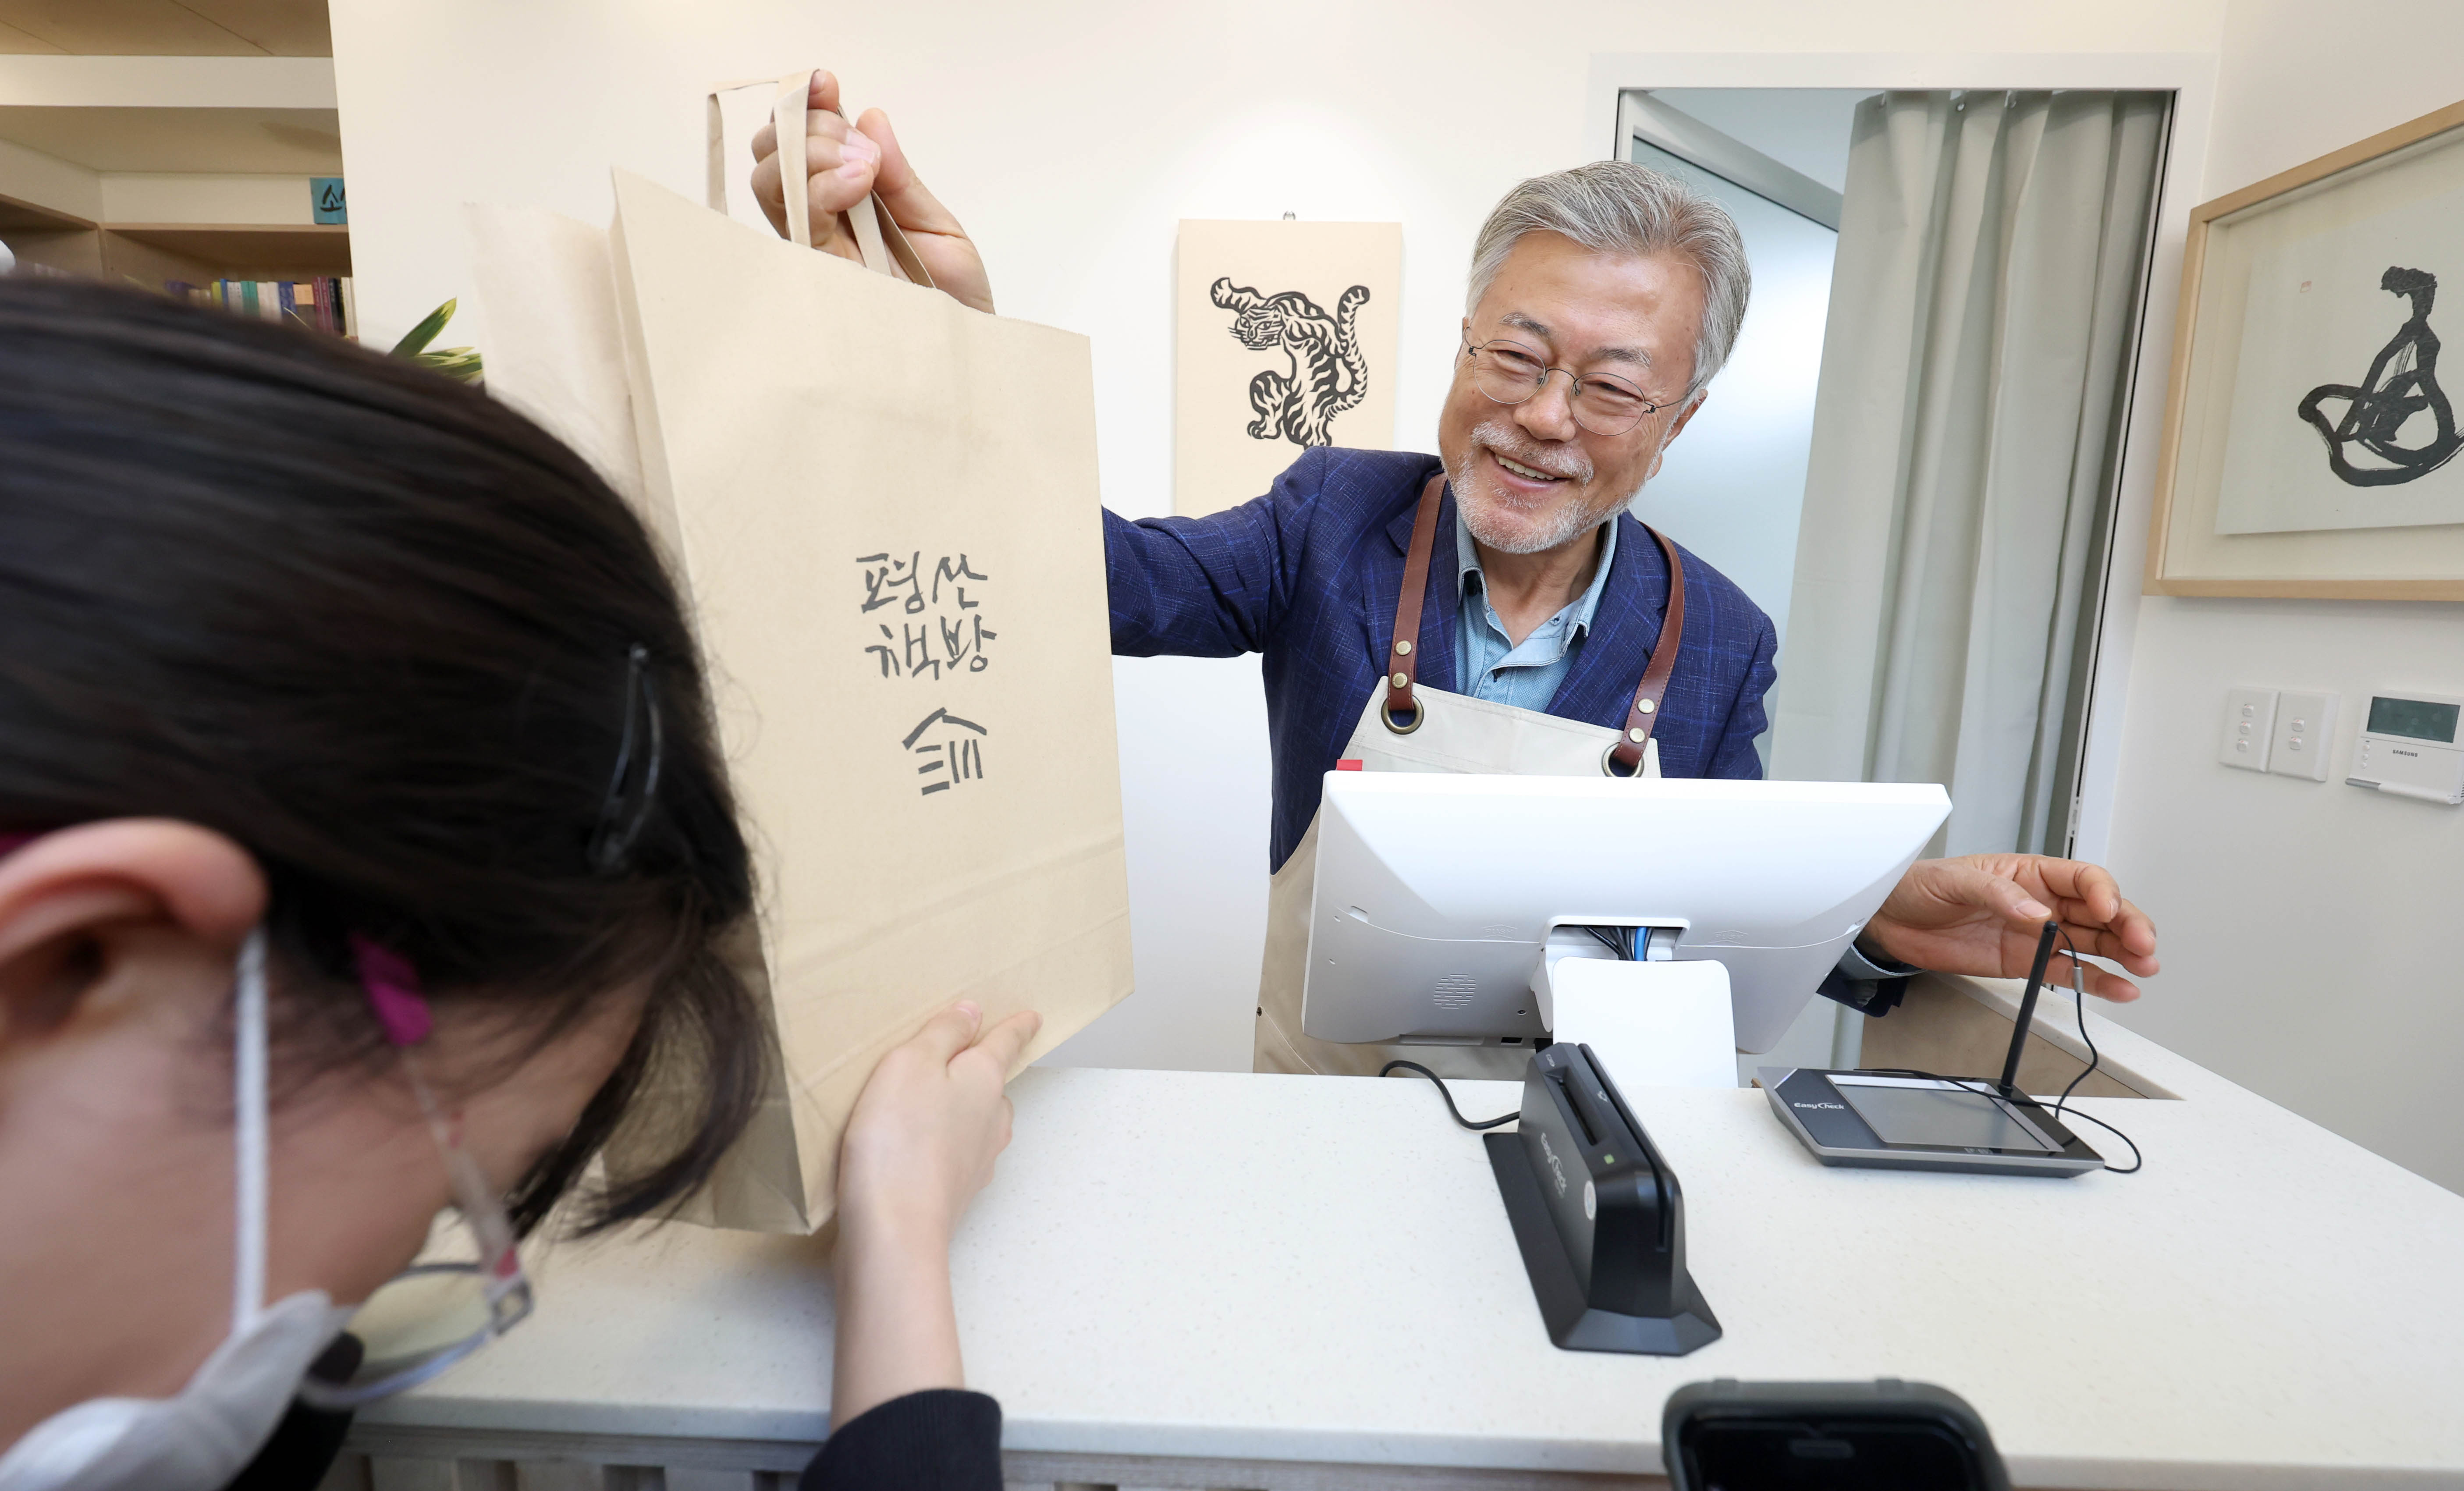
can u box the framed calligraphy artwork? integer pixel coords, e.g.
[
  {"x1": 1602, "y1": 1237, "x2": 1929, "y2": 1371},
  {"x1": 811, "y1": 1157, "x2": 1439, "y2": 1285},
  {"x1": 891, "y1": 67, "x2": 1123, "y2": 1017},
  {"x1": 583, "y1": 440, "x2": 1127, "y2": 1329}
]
[{"x1": 2149, "y1": 96, "x2": 2464, "y2": 598}]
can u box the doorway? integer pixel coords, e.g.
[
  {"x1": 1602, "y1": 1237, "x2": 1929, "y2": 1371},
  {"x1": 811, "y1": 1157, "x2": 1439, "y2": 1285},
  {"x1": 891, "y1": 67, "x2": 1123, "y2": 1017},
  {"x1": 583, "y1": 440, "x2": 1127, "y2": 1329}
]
[
  {"x1": 1618, "y1": 88, "x2": 1868, "y2": 725},
  {"x1": 1618, "y1": 87, "x2": 2172, "y2": 1079}
]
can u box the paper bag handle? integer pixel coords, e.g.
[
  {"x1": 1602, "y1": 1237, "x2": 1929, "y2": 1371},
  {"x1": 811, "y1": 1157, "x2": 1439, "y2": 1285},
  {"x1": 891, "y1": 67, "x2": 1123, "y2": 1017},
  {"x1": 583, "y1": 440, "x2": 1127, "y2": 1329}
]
[{"x1": 705, "y1": 71, "x2": 938, "y2": 289}]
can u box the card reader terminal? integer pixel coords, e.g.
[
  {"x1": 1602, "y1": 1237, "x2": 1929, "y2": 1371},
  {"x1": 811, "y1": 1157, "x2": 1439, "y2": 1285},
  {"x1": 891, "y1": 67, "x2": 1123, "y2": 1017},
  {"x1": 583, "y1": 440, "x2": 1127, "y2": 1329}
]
[{"x1": 1485, "y1": 1043, "x2": 1721, "y2": 1354}]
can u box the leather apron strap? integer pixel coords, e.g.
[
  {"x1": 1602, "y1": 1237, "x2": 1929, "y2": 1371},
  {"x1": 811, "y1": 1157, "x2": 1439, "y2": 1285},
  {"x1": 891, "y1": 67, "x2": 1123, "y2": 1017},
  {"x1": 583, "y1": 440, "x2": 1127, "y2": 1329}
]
[
  {"x1": 1611, "y1": 525, "x2": 1686, "y2": 776},
  {"x1": 1384, "y1": 475, "x2": 1687, "y2": 773},
  {"x1": 1379, "y1": 475, "x2": 1447, "y2": 730}
]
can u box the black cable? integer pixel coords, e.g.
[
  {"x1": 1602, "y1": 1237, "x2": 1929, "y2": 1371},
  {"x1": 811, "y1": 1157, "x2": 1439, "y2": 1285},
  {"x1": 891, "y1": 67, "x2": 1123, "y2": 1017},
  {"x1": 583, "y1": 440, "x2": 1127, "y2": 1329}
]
[
  {"x1": 1380, "y1": 1060, "x2": 1517, "y2": 1130},
  {"x1": 2045, "y1": 927, "x2": 2142, "y2": 1173},
  {"x1": 2034, "y1": 1100, "x2": 2142, "y2": 1174},
  {"x1": 2051, "y1": 929, "x2": 2098, "y2": 1122},
  {"x1": 1588, "y1": 925, "x2": 1642, "y2": 959}
]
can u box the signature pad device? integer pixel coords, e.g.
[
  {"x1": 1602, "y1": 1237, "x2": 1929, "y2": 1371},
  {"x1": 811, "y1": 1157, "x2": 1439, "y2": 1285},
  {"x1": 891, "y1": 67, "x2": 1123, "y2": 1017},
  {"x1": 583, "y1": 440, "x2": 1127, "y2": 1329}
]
[
  {"x1": 1484, "y1": 1043, "x2": 1719, "y2": 1355},
  {"x1": 1759, "y1": 921, "x2": 2105, "y2": 1177},
  {"x1": 1758, "y1": 1068, "x2": 2103, "y2": 1177}
]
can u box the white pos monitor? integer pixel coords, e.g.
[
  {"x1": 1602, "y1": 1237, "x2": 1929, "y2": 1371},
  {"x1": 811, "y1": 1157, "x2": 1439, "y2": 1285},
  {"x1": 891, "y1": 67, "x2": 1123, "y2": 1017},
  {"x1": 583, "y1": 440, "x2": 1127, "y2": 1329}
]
[{"x1": 1302, "y1": 774, "x2": 1952, "y2": 1058}]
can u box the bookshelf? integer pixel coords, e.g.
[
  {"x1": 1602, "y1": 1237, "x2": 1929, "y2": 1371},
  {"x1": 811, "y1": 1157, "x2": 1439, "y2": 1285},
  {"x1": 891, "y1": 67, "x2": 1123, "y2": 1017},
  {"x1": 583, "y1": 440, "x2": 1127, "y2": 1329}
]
[
  {"x1": 107, "y1": 223, "x2": 351, "y2": 280},
  {"x1": 0, "y1": 189, "x2": 103, "y2": 275},
  {"x1": 2, "y1": 206, "x2": 349, "y2": 297},
  {"x1": 0, "y1": 194, "x2": 94, "y2": 233},
  {"x1": 0, "y1": 53, "x2": 351, "y2": 328}
]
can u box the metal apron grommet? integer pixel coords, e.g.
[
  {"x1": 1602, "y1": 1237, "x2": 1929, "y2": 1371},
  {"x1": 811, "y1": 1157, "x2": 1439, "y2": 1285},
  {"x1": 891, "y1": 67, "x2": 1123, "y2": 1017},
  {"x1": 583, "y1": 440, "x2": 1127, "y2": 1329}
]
[{"x1": 1381, "y1": 694, "x2": 1426, "y2": 735}]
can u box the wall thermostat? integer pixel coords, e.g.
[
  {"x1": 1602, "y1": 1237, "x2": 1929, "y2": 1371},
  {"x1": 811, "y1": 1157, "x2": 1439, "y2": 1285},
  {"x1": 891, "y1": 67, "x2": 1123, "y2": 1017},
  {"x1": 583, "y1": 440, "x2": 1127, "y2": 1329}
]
[{"x1": 2347, "y1": 692, "x2": 2464, "y2": 805}]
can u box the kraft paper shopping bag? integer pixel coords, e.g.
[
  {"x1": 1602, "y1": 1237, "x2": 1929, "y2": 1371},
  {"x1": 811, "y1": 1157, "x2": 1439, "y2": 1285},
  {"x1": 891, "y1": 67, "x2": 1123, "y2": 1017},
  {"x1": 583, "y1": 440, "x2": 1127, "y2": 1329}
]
[{"x1": 471, "y1": 73, "x2": 1131, "y2": 1233}]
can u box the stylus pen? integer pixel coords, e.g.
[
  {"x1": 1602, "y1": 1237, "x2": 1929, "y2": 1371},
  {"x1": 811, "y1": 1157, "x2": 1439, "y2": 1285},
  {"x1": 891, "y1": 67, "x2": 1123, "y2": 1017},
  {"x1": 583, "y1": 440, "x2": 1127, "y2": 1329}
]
[{"x1": 1997, "y1": 920, "x2": 2062, "y2": 1097}]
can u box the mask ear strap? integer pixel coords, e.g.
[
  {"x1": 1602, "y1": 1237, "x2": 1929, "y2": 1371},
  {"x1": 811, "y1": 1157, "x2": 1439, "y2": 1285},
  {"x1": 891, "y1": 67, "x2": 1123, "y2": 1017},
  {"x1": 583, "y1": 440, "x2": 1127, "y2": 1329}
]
[{"x1": 233, "y1": 927, "x2": 271, "y2": 1331}]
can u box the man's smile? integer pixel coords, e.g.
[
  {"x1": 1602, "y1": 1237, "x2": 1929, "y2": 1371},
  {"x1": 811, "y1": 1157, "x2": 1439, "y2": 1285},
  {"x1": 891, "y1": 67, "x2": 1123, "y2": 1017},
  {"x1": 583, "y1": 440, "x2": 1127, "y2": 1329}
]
[{"x1": 1483, "y1": 446, "x2": 1583, "y2": 492}]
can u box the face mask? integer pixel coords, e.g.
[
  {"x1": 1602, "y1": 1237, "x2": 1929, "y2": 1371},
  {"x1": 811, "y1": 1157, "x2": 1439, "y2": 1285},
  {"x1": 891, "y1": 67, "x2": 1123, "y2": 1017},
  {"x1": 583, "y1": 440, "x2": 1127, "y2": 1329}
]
[{"x1": 0, "y1": 930, "x2": 356, "y2": 1491}]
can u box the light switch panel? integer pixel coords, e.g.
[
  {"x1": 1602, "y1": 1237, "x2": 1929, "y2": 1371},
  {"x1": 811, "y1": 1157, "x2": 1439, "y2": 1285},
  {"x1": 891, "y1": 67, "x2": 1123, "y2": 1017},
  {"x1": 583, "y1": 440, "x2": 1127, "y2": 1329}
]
[
  {"x1": 2269, "y1": 689, "x2": 2339, "y2": 780},
  {"x1": 2221, "y1": 686, "x2": 2276, "y2": 771}
]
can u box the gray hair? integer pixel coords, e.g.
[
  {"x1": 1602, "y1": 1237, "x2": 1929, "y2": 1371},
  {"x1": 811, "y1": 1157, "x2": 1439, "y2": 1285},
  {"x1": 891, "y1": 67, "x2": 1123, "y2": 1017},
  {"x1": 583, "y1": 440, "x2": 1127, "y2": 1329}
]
[{"x1": 1466, "y1": 162, "x2": 1751, "y2": 401}]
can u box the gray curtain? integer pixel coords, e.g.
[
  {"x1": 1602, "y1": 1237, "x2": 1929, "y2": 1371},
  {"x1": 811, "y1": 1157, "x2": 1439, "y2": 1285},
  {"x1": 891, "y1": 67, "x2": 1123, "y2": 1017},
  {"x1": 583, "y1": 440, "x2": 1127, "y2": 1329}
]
[{"x1": 1768, "y1": 90, "x2": 2166, "y2": 856}]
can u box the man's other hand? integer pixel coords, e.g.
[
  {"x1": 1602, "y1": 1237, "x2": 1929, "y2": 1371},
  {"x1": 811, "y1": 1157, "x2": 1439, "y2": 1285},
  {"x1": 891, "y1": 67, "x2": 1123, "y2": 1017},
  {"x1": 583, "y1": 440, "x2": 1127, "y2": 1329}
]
[
  {"x1": 1862, "y1": 855, "x2": 2159, "y2": 1002},
  {"x1": 748, "y1": 69, "x2": 996, "y2": 313}
]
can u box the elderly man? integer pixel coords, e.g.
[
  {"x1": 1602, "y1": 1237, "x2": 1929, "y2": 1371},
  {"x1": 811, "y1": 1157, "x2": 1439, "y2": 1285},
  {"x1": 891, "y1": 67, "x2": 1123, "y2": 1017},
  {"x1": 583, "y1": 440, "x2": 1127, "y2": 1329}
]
[{"x1": 755, "y1": 72, "x2": 2159, "y2": 1077}]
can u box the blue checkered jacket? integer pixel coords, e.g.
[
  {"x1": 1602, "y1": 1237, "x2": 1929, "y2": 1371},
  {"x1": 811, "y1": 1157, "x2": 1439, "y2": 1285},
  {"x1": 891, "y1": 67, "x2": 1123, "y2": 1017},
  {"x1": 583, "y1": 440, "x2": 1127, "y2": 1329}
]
[{"x1": 1104, "y1": 447, "x2": 1780, "y2": 875}]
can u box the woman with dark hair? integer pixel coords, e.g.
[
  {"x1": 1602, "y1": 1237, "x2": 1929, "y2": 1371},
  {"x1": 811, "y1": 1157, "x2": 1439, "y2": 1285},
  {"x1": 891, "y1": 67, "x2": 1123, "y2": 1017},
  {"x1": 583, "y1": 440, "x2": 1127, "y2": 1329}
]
[{"x1": 0, "y1": 277, "x2": 1022, "y2": 1491}]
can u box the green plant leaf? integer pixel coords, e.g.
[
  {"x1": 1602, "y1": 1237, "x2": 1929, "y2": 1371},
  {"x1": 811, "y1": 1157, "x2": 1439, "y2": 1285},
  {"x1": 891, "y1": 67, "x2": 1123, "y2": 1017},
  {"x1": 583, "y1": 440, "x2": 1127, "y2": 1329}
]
[
  {"x1": 414, "y1": 345, "x2": 485, "y2": 384},
  {"x1": 391, "y1": 298, "x2": 458, "y2": 358}
]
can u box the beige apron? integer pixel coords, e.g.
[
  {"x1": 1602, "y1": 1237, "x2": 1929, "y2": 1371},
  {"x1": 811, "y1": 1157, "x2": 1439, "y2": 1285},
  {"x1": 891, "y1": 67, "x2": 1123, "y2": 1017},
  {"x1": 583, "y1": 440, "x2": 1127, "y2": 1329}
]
[{"x1": 1253, "y1": 475, "x2": 1689, "y2": 1078}]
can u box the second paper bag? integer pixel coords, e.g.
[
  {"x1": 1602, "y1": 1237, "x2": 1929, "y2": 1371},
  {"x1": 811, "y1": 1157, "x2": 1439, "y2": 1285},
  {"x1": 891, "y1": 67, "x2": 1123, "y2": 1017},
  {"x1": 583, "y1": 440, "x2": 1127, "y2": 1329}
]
[{"x1": 606, "y1": 167, "x2": 1131, "y2": 1232}]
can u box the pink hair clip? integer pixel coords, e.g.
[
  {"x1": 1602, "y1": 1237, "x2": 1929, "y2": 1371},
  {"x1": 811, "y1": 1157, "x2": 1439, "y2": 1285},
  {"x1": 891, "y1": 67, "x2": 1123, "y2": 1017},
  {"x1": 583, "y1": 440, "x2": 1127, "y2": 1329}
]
[{"x1": 349, "y1": 933, "x2": 433, "y2": 1048}]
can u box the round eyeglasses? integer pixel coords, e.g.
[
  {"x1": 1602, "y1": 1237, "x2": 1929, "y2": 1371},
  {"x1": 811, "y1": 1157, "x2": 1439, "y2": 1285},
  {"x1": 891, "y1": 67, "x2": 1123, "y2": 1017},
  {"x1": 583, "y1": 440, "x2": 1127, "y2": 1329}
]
[
  {"x1": 291, "y1": 937, "x2": 536, "y2": 1409},
  {"x1": 1462, "y1": 336, "x2": 1666, "y2": 437},
  {"x1": 293, "y1": 1058, "x2": 535, "y2": 1409}
]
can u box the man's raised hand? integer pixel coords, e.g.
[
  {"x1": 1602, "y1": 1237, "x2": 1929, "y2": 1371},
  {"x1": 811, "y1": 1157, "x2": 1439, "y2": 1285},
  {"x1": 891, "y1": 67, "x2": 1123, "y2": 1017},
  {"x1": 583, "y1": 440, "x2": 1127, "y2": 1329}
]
[
  {"x1": 1860, "y1": 854, "x2": 2161, "y2": 1003},
  {"x1": 748, "y1": 69, "x2": 995, "y2": 313}
]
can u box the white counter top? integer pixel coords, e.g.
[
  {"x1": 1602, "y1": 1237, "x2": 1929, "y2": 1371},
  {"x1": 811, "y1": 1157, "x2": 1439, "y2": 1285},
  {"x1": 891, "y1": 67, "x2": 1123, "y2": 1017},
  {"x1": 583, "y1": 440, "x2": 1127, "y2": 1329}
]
[{"x1": 361, "y1": 989, "x2": 2464, "y2": 1488}]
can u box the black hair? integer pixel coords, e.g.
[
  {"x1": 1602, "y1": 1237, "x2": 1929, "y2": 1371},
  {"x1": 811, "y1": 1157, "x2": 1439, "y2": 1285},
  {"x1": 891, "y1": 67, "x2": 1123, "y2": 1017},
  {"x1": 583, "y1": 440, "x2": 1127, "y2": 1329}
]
[{"x1": 0, "y1": 276, "x2": 769, "y2": 1234}]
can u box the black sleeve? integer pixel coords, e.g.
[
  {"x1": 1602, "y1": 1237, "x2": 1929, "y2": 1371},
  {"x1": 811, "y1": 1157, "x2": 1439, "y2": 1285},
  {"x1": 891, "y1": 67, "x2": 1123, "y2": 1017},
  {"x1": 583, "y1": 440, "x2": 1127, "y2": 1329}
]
[
  {"x1": 1815, "y1": 941, "x2": 1924, "y2": 1019},
  {"x1": 1817, "y1": 961, "x2": 1912, "y2": 1018},
  {"x1": 800, "y1": 1388, "x2": 1003, "y2": 1491},
  {"x1": 223, "y1": 1400, "x2": 354, "y2": 1491}
]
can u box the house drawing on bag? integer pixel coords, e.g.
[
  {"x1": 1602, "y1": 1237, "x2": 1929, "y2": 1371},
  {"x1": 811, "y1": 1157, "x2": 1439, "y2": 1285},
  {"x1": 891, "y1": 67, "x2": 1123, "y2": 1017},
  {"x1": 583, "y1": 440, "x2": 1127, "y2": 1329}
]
[{"x1": 905, "y1": 708, "x2": 989, "y2": 796}]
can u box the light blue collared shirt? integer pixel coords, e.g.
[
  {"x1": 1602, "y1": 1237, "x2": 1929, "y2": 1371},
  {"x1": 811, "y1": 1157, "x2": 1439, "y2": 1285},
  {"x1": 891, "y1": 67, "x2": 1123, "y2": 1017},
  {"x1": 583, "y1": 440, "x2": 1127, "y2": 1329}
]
[{"x1": 1454, "y1": 511, "x2": 1619, "y2": 710}]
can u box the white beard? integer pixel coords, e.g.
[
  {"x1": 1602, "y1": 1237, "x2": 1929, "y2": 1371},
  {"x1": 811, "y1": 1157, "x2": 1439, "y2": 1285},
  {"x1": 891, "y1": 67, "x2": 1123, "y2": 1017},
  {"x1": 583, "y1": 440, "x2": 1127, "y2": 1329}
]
[{"x1": 1447, "y1": 419, "x2": 1648, "y2": 555}]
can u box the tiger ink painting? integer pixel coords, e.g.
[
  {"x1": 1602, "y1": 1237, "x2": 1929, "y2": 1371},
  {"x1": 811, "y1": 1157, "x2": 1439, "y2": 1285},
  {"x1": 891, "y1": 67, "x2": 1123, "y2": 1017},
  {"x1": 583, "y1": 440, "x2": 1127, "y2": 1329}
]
[{"x1": 1174, "y1": 220, "x2": 1402, "y2": 517}]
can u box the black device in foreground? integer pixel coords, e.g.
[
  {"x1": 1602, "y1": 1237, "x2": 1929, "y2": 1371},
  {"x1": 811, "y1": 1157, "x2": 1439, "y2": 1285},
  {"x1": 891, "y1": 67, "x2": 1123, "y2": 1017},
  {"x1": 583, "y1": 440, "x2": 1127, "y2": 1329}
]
[
  {"x1": 1761, "y1": 922, "x2": 2105, "y2": 1177},
  {"x1": 1662, "y1": 1379, "x2": 2010, "y2": 1491},
  {"x1": 1484, "y1": 1043, "x2": 1720, "y2": 1355}
]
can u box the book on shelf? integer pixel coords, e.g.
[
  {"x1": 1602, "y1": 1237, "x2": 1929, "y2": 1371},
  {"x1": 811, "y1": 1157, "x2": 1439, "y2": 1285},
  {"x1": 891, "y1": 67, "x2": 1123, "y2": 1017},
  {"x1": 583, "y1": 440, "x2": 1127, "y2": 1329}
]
[{"x1": 164, "y1": 277, "x2": 357, "y2": 339}]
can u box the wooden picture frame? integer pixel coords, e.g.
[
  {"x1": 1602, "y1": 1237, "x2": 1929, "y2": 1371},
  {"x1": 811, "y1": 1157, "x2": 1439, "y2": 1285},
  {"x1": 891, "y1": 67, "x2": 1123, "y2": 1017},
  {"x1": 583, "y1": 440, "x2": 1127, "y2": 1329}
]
[{"x1": 2148, "y1": 97, "x2": 2464, "y2": 599}]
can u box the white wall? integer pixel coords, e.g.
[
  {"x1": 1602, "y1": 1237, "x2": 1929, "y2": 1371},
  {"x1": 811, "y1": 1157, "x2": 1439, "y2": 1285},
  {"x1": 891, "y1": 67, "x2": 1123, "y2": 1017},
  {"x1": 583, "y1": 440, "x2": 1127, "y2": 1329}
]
[
  {"x1": 2096, "y1": 0, "x2": 2464, "y2": 1193},
  {"x1": 99, "y1": 173, "x2": 314, "y2": 223},
  {"x1": 327, "y1": 0, "x2": 2226, "y2": 1075}
]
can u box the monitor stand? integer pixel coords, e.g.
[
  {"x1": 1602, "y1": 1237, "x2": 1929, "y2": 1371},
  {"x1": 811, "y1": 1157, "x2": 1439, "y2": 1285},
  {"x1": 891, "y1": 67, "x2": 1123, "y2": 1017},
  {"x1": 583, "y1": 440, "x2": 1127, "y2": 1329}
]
[{"x1": 1537, "y1": 944, "x2": 1739, "y2": 1091}]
